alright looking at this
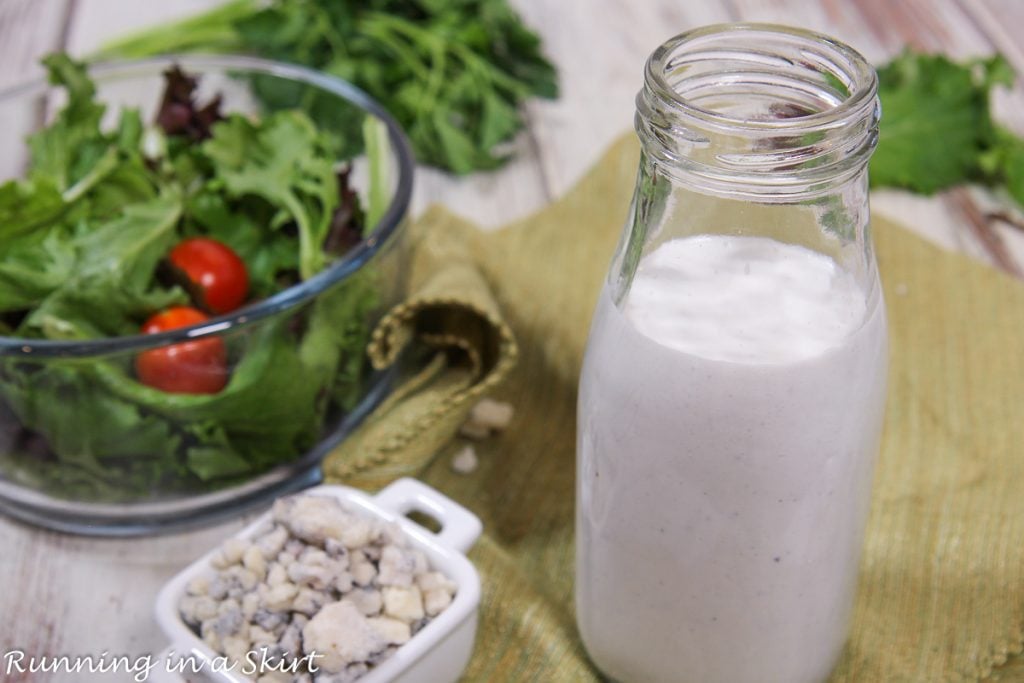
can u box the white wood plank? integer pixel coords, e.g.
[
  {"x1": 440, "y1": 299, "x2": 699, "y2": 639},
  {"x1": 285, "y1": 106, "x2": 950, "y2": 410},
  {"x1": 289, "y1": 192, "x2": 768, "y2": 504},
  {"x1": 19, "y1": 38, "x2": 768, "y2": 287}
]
[
  {"x1": 723, "y1": 0, "x2": 891, "y2": 61},
  {"x1": 515, "y1": 0, "x2": 735, "y2": 198},
  {"x1": 850, "y1": 0, "x2": 994, "y2": 57},
  {"x1": 958, "y1": 0, "x2": 1024, "y2": 272},
  {"x1": 0, "y1": 0, "x2": 72, "y2": 89},
  {"x1": 64, "y1": 0, "x2": 226, "y2": 56},
  {"x1": 961, "y1": 0, "x2": 1024, "y2": 75},
  {"x1": 0, "y1": 517, "x2": 250, "y2": 680}
]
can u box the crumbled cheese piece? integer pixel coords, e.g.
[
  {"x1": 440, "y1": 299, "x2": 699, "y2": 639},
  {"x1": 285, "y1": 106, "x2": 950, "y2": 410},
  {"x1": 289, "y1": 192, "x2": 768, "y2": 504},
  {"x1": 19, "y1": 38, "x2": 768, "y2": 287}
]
[
  {"x1": 225, "y1": 566, "x2": 258, "y2": 592},
  {"x1": 417, "y1": 570, "x2": 457, "y2": 595},
  {"x1": 350, "y1": 553, "x2": 377, "y2": 587},
  {"x1": 382, "y1": 586, "x2": 425, "y2": 623},
  {"x1": 243, "y1": 545, "x2": 267, "y2": 579},
  {"x1": 200, "y1": 620, "x2": 221, "y2": 652},
  {"x1": 257, "y1": 526, "x2": 289, "y2": 560},
  {"x1": 241, "y1": 593, "x2": 260, "y2": 620},
  {"x1": 279, "y1": 622, "x2": 302, "y2": 657},
  {"x1": 179, "y1": 491, "x2": 460, "y2": 681},
  {"x1": 470, "y1": 399, "x2": 515, "y2": 430},
  {"x1": 249, "y1": 625, "x2": 276, "y2": 647},
  {"x1": 367, "y1": 616, "x2": 412, "y2": 645},
  {"x1": 379, "y1": 521, "x2": 406, "y2": 547},
  {"x1": 263, "y1": 583, "x2": 297, "y2": 611},
  {"x1": 302, "y1": 601, "x2": 387, "y2": 673},
  {"x1": 186, "y1": 576, "x2": 211, "y2": 596},
  {"x1": 222, "y1": 635, "x2": 249, "y2": 663},
  {"x1": 292, "y1": 587, "x2": 328, "y2": 616},
  {"x1": 424, "y1": 588, "x2": 454, "y2": 617},
  {"x1": 361, "y1": 544, "x2": 382, "y2": 562},
  {"x1": 252, "y1": 609, "x2": 286, "y2": 633},
  {"x1": 325, "y1": 537, "x2": 349, "y2": 558},
  {"x1": 450, "y1": 445, "x2": 479, "y2": 474},
  {"x1": 346, "y1": 588, "x2": 383, "y2": 616},
  {"x1": 266, "y1": 563, "x2": 288, "y2": 587},
  {"x1": 412, "y1": 551, "x2": 429, "y2": 575},
  {"x1": 377, "y1": 545, "x2": 416, "y2": 587},
  {"x1": 217, "y1": 597, "x2": 241, "y2": 617},
  {"x1": 460, "y1": 398, "x2": 516, "y2": 439},
  {"x1": 299, "y1": 547, "x2": 331, "y2": 567},
  {"x1": 457, "y1": 421, "x2": 491, "y2": 440},
  {"x1": 334, "y1": 571, "x2": 354, "y2": 594},
  {"x1": 287, "y1": 560, "x2": 335, "y2": 591},
  {"x1": 179, "y1": 595, "x2": 218, "y2": 625},
  {"x1": 274, "y1": 496, "x2": 361, "y2": 546},
  {"x1": 257, "y1": 672, "x2": 292, "y2": 683},
  {"x1": 216, "y1": 538, "x2": 250, "y2": 567}
]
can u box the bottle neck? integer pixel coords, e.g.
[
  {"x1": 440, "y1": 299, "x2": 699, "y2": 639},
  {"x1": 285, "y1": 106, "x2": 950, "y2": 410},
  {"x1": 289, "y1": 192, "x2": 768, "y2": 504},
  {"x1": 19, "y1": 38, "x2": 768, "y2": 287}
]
[{"x1": 634, "y1": 24, "x2": 880, "y2": 202}]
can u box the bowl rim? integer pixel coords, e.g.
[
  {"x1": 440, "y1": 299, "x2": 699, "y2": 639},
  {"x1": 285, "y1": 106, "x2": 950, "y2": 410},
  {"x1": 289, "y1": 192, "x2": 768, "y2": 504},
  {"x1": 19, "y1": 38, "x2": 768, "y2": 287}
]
[{"x1": 0, "y1": 54, "x2": 414, "y2": 359}]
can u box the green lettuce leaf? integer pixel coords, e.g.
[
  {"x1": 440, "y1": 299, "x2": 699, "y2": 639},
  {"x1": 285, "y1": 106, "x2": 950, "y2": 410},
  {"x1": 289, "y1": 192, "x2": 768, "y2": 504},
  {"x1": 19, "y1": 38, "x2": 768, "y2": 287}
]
[
  {"x1": 20, "y1": 195, "x2": 186, "y2": 338},
  {"x1": 27, "y1": 54, "x2": 109, "y2": 192},
  {"x1": 203, "y1": 112, "x2": 338, "y2": 279},
  {"x1": 0, "y1": 178, "x2": 65, "y2": 242}
]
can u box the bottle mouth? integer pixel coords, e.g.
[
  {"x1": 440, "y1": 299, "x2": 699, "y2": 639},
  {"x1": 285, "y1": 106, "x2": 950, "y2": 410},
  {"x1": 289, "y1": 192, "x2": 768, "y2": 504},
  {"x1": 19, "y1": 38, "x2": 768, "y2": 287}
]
[{"x1": 636, "y1": 23, "x2": 880, "y2": 197}]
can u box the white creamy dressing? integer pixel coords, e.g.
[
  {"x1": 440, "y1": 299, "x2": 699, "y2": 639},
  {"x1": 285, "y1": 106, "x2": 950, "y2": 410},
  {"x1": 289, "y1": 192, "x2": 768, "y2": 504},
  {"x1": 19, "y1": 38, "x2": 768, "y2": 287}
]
[
  {"x1": 625, "y1": 236, "x2": 867, "y2": 364},
  {"x1": 576, "y1": 235, "x2": 888, "y2": 683}
]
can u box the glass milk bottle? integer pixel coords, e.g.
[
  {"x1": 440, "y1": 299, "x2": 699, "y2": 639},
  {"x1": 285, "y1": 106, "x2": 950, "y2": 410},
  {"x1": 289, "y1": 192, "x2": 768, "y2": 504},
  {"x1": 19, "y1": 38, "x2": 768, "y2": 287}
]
[{"x1": 576, "y1": 24, "x2": 888, "y2": 683}]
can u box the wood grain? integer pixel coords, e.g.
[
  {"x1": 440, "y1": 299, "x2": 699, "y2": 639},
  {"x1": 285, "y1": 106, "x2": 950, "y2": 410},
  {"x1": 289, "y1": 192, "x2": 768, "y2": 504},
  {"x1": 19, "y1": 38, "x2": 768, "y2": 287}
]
[
  {"x1": 963, "y1": 0, "x2": 1024, "y2": 72},
  {"x1": 0, "y1": 0, "x2": 73, "y2": 90},
  {"x1": 1, "y1": 1, "x2": 1023, "y2": 680},
  {"x1": 0, "y1": 0, "x2": 77, "y2": 672}
]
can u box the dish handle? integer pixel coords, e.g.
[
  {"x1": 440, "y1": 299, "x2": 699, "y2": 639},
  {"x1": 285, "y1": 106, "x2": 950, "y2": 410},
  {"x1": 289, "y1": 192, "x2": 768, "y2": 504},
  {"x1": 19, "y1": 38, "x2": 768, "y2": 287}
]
[{"x1": 373, "y1": 478, "x2": 482, "y2": 554}]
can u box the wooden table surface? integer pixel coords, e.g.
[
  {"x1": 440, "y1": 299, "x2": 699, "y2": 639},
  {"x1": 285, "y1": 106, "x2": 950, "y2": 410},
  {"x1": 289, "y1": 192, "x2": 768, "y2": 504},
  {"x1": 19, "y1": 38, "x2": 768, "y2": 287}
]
[{"x1": 1, "y1": 1, "x2": 1022, "y2": 681}]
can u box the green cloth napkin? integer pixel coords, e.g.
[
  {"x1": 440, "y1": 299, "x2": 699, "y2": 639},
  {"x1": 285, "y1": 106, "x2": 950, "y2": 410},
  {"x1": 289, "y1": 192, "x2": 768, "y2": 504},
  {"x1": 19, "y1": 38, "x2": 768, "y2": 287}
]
[
  {"x1": 322, "y1": 218, "x2": 518, "y2": 490},
  {"x1": 325, "y1": 135, "x2": 1024, "y2": 682}
]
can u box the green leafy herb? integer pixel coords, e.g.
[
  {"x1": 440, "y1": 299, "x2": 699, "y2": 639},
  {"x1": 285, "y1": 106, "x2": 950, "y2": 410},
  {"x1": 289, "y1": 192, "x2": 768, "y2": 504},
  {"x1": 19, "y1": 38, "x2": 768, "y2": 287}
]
[
  {"x1": 98, "y1": 0, "x2": 558, "y2": 174},
  {"x1": 872, "y1": 50, "x2": 1022, "y2": 205},
  {"x1": 28, "y1": 54, "x2": 109, "y2": 192},
  {"x1": 0, "y1": 54, "x2": 382, "y2": 500},
  {"x1": 980, "y1": 126, "x2": 1024, "y2": 207},
  {"x1": 203, "y1": 111, "x2": 338, "y2": 279}
]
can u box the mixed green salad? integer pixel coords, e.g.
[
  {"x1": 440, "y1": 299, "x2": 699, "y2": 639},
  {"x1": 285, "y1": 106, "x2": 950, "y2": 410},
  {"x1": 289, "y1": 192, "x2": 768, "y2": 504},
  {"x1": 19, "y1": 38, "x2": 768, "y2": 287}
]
[{"x1": 0, "y1": 54, "x2": 388, "y2": 500}]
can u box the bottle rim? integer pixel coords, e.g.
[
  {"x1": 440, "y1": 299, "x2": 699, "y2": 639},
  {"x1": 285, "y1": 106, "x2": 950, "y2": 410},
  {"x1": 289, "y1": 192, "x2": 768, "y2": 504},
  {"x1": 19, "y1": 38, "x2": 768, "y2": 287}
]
[
  {"x1": 646, "y1": 23, "x2": 878, "y2": 132},
  {"x1": 636, "y1": 23, "x2": 880, "y2": 196}
]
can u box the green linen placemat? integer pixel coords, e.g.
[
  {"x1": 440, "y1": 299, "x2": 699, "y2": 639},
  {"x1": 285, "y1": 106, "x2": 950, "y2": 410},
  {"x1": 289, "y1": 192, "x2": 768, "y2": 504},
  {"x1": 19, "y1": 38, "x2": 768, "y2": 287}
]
[{"x1": 325, "y1": 134, "x2": 1024, "y2": 682}]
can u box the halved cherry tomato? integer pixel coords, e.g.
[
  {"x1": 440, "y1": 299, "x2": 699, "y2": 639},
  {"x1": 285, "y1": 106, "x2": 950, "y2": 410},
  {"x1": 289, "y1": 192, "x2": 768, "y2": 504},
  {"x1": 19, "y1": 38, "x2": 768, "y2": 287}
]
[
  {"x1": 168, "y1": 238, "x2": 249, "y2": 314},
  {"x1": 135, "y1": 306, "x2": 228, "y2": 394}
]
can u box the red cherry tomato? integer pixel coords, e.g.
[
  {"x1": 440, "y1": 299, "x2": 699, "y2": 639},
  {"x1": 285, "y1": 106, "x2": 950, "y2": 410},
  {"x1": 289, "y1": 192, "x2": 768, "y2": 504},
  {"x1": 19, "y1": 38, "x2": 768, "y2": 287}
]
[
  {"x1": 168, "y1": 238, "x2": 249, "y2": 314},
  {"x1": 135, "y1": 306, "x2": 228, "y2": 394}
]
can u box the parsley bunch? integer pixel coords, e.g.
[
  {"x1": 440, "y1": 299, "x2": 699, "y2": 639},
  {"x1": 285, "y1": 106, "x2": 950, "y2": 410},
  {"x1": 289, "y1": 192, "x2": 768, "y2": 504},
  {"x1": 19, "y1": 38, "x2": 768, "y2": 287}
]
[{"x1": 101, "y1": 0, "x2": 558, "y2": 175}]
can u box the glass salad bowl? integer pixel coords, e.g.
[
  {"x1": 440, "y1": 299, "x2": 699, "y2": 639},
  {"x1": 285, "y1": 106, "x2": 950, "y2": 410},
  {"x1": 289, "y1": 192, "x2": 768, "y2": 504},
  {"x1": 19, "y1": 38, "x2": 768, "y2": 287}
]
[{"x1": 0, "y1": 55, "x2": 413, "y2": 535}]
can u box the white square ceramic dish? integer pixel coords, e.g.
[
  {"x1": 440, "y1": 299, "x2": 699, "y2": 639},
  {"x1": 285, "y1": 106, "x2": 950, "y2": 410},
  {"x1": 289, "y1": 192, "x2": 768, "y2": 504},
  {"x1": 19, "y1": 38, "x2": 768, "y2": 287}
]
[{"x1": 153, "y1": 478, "x2": 482, "y2": 683}]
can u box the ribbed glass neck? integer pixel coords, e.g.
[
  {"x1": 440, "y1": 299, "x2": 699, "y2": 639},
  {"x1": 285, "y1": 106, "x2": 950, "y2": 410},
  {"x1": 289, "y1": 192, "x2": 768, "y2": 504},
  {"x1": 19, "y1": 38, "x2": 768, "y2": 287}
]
[{"x1": 635, "y1": 23, "x2": 880, "y2": 200}]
